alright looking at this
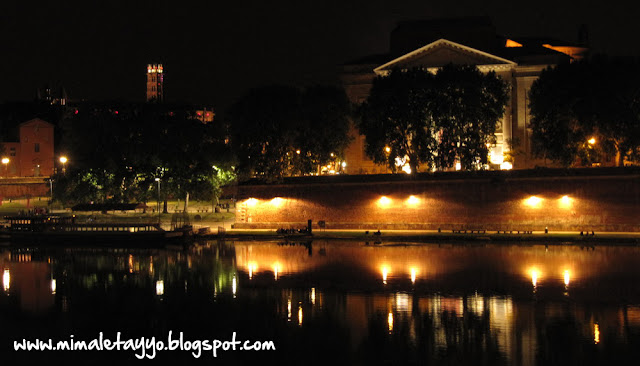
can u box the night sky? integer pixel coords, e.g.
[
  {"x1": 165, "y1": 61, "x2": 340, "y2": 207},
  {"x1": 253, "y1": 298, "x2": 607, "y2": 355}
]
[{"x1": 2, "y1": 0, "x2": 639, "y2": 113}]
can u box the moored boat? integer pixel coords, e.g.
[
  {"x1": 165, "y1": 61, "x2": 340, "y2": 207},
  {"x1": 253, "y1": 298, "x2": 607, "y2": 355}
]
[{"x1": 1, "y1": 215, "x2": 191, "y2": 246}]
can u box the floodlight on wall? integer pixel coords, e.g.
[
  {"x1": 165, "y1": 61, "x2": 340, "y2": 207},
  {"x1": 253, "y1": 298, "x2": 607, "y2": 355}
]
[
  {"x1": 406, "y1": 195, "x2": 420, "y2": 206},
  {"x1": 244, "y1": 198, "x2": 258, "y2": 207},
  {"x1": 377, "y1": 196, "x2": 391, "y2": 207},
  {"x1": 559, "y1": 195, "x2": 573, "y2": 208},
  {"x1": 524, "y1": 196, "x2": 542, "y2": 208}
]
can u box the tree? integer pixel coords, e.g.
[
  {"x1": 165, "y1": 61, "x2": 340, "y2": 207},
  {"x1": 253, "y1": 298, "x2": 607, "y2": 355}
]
[
  {"x1": 358, "y1": 68, "x2": 435, "y2": 173},
  {"x1": 55, "y1": 102, "x2": 234, "y2": 206},
  {"x1": 228, "y1": 84, "x2": 352, "y2": 180},
  {"x1": 358, "y1": 65, "x2": 508, "y2": 173},
  {"x1": 431, "y1": 64, "x2": 508, "y2": 170},
  {"x1": 529, "y1": 56, "x2": 640, "y2": 167}
]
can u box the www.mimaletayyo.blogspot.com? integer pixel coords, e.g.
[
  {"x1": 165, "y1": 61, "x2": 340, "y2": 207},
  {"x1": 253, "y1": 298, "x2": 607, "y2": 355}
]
[{"x1": 13, "y1": 331, "x2": 276, "y2": 359}]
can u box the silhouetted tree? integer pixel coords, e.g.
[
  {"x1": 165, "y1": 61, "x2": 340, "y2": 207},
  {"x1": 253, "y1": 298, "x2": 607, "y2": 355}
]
[
  {"x1": 529, "y1": 56, "x2": 640, "y2": 167},
  {"x1": 228, "y1": 85, "x2": 352, "y2": 180},
  {"x1": 359, "y1": 65, "x2": 508, "y2": 172},
  {"x1": 54, "y1": 102, "x2": 233, "y2": 205}
]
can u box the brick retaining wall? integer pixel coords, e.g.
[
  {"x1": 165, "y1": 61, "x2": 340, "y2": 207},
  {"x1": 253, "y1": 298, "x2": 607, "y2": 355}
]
[{"x1": 234, "y1": 168, "x2": 640, "y2": 232}]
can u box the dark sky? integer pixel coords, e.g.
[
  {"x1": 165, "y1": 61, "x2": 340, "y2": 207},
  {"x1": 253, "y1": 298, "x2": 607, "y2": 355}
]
[{"x1": 2, "y1": 0, "x2": 639, "y2": 113}]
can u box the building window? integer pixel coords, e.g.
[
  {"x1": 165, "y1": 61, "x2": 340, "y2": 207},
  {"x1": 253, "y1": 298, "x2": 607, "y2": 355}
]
[
  {"x1": 9, "y1": 148, "x2": 15, "y2": 156},
  {"x1": 34, "y1": 143, "x2": 40, "y2": 153}
]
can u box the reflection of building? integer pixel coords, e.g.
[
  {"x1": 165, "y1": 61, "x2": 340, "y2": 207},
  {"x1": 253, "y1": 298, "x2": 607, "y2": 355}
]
[
  {"x1": 146, "y1": 63, "x2": 164, "y2": 102},
  {"x1": 2, "y1": 118, "x2": 55, "y2": 177},
  {"x1": 341, "y1": 17, "x2": 589, "y2": 173}
]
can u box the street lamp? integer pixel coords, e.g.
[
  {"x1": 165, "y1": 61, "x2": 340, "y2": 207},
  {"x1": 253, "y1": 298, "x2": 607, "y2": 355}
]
[
  {"x1": 155, "y1": 178, "x2": 161, "y2": 222},
  {"x1": 59, "y1": 156, "x2": 68, "y2": 174},
  {"x1": 1, "y1": 158, "x2": 9, "y2": 177}
]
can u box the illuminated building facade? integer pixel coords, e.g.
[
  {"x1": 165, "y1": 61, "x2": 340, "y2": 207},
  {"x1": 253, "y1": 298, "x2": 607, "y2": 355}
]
[
  {"x1": 146, "y1": 63, "x2": 164, "y2": 102},
  {"x1": 341, "y1": 17, "x2": 589, "y2": 173},
  {"x1": 2, "y1": 118, "x2": 55, "y2": 177}
]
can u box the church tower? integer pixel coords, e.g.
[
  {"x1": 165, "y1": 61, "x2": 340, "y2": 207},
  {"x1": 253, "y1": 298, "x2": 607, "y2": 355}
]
[{"x1": 146, "y1": 64, "x2": 164, "y2": 102}]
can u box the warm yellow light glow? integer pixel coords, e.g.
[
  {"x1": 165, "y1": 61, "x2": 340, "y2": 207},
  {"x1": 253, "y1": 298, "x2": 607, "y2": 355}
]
[
  {"x1": 489, "y1": 151, "x2": 504, "y2": 164},
  {"x1": 248, "y1": 262, "x2": 257, "y2": 280},
  {"x1": 410, "y1": 267, "x2": 418, "y2": 284},
  {"x1": 524, "y1": 196, "x2": 542, "y2": 208},
  {"x1": 455, "y1": 162, "x2": 461, "y2": 171},
  {"x1": 330, "y1": 152, "x2": 334, "y2": 157},
  {"x1": 402, "y1": 164, "x2": 412, "y2": 174},
  {"x1": 244, "y1": 198, "x2": 258, "y2": 207},
  {"x1": 311, "y1": 287, "x2": 316, "y2": 305},
  {"x1": 387, "y1": 312, "x2": 394, "y2": 333},
  {"x1": 51, "y1": 279, "x2": 56, "y2": 294},
  {"x1": 1, "y1": 158, "x2": 9, "y2": 164},
  {"x1": 287, "y1": 298, "x2": 292, "y2": 321},
  {"x1": 59, "y1": 156, "x2": 68, "y2": 164},
  {"x1": 500, "y1": 161, "x2": 513, "y2": 170},
  {"x1": 298, "y1": 305, "x2": 303, "y2": 326},
  {"x1": 559, "y1": 195, "x2": 572, "y2": 208},
  {"x1": 384, "y1": 146, "x2": 391, "y2": 153},
  {"x1": 273, "y1": 263, "x2": 280, "y2": 281},
  {"x1": 505, "y1": 39, "x2": 523, "y2": 47},
  {"x1": 588, "y1": 138, "x2": 596, "y2": 145},
  {"x1": 296, "y1": 149, "x2": 301, "y2": 155},
  {"x1": 564, "y1": 270, "x2": 571, "y2": 286},
  {"x1": 341, "y1": 161, "x2": 346, "y2": 168},
  {"x1": 156, "y1": 280, "x2": 164, "y2": 296},
  {"x1": 381, "y1": 265, "x2": 390, "y2": 284},
  {"x1": 594, "y1": 323, "x2": 600, "y2": 344},
  {"x1": 530, "y1": 268, "x2": 540, "y2": 287},
  {"x1": 378, "y1": 196, "x2": 391, "y2": 207},
  {"x1": 3, "y1": 268, "x2": 10, "y2": 291},
  {"x1": 407, "y1": 195, "x2": 420, "y2": 206},
  {"x1": 232, "y1": 276, "x2": 237, "y2": 296},
  {"x1": 270, "y1": 197, "x2": 284, "y2": 207}
]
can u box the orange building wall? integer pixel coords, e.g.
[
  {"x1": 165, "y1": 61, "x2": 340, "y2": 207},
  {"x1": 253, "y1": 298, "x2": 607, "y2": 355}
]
[{"x1": 2, "y1": 119, "x2": 54, "y2": 178}]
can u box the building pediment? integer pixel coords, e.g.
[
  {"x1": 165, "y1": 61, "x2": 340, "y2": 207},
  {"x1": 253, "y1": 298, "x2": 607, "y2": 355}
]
[{"x1": 375, "y1": 39, "x2": 516, "y2": 75}]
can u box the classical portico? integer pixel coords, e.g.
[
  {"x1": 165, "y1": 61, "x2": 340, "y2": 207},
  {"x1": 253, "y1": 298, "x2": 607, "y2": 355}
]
[{"x1": 341, "y1": 20, "x2": 583, "y2": 173}]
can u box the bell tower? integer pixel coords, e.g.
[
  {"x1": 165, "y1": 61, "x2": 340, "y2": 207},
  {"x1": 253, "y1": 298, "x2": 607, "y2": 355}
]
[{"x1": 146, "y1": 64, "x2": 164, "y2": 102}]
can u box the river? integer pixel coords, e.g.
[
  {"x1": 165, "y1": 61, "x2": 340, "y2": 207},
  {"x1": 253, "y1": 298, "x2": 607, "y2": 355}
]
[{"x1": 1, "y1": 240, "x2": 639, "y2": 365}]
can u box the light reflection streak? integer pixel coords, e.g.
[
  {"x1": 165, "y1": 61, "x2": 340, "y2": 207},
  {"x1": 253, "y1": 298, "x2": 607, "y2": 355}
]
[
  {"x1": 3, "y1": 268, "x2": 10, "y2": 292},
  {"x1": 410, "y1": 267, "x2": 417, "y2": 284},
  {"x1": 381, "y1": 265, "x2": 389, "y2": 285},
  {"x1": 387, "y1": 312, "x2": 393, "y2": 333},
  {"x1": 594, "y1": 323, "x2": 600, "y2": 344},
  {"x1": 298, "y1": 304, "x2": 303, "y2": 326}
]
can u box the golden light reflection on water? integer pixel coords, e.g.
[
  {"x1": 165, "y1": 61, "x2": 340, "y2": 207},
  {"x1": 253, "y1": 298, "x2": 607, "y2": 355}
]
[
  {"x1": 235, "y1": 243, "x2": 602, "y2": 288},
  {"x1": 387, "y1": 312, "x2": 393, "y2": 333},
  {"x1": 594, "y1": 323, "x2": 600, "y2": 344},
  {"x1": 381, "y1": 265, "x2": 389, "y2": 285},
  {"x1": 3, "y1": 268, "x2": 9, "y2": 292},
  {"x1": 530, "y1": 268, "x2": 540, "y2": 288}
]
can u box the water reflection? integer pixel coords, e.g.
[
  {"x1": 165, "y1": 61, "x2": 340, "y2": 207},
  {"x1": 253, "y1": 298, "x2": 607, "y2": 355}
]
[{"x1": 1, "y1": 242, "x2": 640, "y2": 364}]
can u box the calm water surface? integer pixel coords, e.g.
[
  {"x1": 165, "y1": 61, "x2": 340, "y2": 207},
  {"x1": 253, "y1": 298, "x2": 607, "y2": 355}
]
[{"x1": 1, "y1": 240, "x2": 640, "y2": 365}]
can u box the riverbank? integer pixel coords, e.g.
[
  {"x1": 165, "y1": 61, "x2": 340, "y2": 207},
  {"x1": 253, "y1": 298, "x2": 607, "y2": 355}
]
[{"x1": 206, "y1": 228, "x2": 640, "y2": 245}]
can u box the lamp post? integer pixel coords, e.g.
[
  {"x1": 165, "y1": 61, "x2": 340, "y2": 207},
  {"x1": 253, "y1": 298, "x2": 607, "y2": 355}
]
[
  {"x1": 155, "y1": 178, "x2": 161, "y2": 223},
  {"x1": 59, "y1": 156, "x2": 68, "y2": 175},
  {"x1": 1, "y1": 158, "x2": 9, "y2": 177}
]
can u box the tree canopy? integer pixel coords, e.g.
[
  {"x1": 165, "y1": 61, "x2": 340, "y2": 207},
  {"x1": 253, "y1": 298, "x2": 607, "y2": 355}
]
[
  {"x1": 529, "y1": 56, "x2": 640, "y2": 167},
  {"x1": 228, "y1": 84, "x2": 352, "y2": 180},
  {"x1": 358, "y1": 64, "x2": 508, "y2": 173},
  {"x1": 54, "y1": 102, "x2": 234, "y2": 205}
]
